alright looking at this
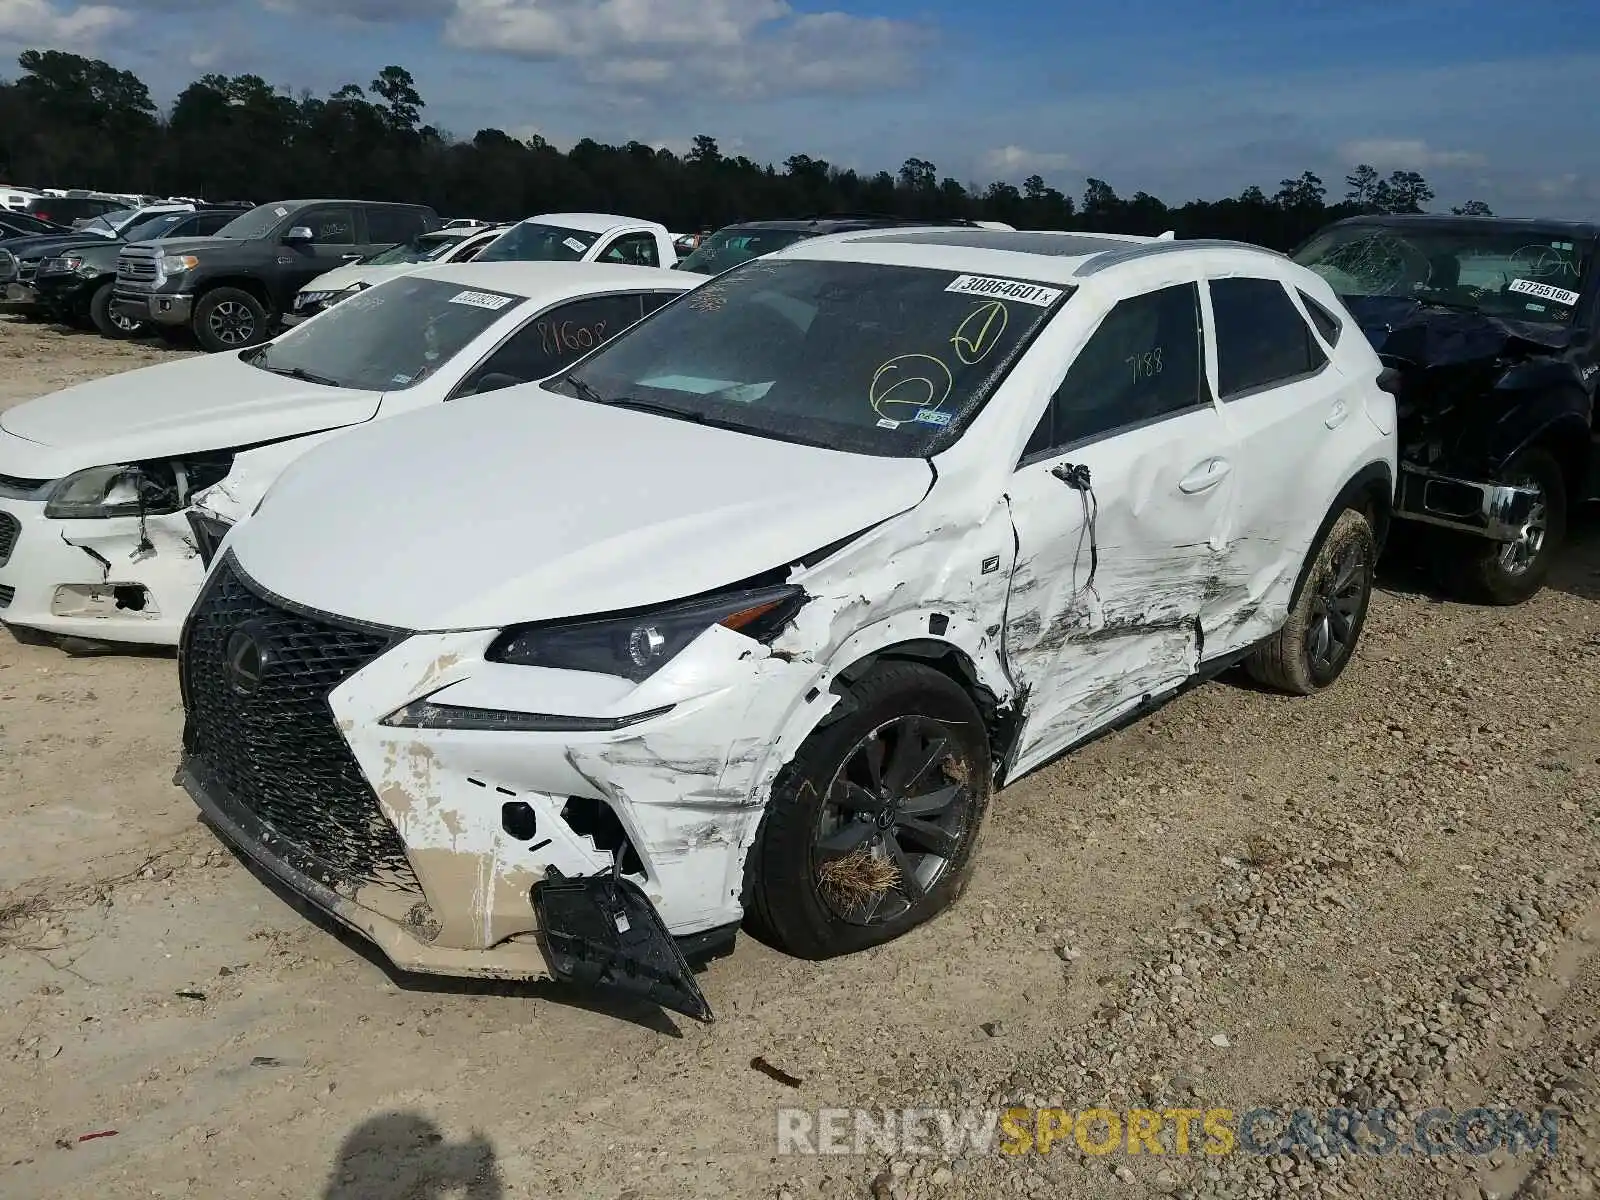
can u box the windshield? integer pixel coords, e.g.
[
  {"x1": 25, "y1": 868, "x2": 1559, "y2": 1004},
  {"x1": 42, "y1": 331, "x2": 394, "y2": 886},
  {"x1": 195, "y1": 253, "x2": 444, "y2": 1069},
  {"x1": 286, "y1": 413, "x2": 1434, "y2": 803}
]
[
  {"x1": 122, "y1": 212, "x2": 189, "y2": 242},
  {"x1": 1293, "y1": 224, "x2": 1592, "y2": 325},
  {"x1": 80, "y1": 209, "x2": 135, "y2": 236},
  {"x1": 555, "y1": 258, "x2": 1068, "y2": 456},
  {"x1": 216, "y1": 203, "x2": 291, "y2": 240},
  {"x1": 245, "y1": 275, "x2": 523, "y2": 391},
  {"x1": 475, "y1": 222, "x2": 597, "y2": 263},
  {"x1": 365, "y1": 234, "x2": 460, "y2": 266},
  {"x1": 675, "y1": 227, "x2": 811, "y2": 275}
]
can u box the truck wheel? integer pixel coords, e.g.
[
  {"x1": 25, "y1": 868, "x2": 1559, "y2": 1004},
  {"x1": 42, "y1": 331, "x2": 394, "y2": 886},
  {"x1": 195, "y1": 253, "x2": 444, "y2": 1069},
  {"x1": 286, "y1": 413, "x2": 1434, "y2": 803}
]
[
  {"x1": 1443, "y1": 446, "x2": 1566, "y2": 606},
  {"x1": 193, "y1": 287, "x2": 269, "y2": 352},
  {"x1": 742, "y1": 662, "x2": 991, "y2": 960},
  {"x1": 1246, "y1": 507, "x2": 1377, "y2": 695},
  {"x1": 90, "y1": 281, "x2": 146, "y2": 339}
]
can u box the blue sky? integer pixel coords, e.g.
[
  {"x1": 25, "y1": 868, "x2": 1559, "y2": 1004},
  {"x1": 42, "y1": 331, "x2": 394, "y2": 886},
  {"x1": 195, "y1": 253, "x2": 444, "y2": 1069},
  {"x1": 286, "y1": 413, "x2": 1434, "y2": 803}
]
[{"x1": 4, "y1": 0, "x2": 1599, "y2": 216}]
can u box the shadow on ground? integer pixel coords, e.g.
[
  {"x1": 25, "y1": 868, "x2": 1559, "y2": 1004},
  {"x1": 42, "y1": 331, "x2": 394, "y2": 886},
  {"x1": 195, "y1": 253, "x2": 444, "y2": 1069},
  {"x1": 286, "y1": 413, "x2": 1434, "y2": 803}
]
[{"x1": 323, "y1": 1113, "x2": 502, "y2": 1199}]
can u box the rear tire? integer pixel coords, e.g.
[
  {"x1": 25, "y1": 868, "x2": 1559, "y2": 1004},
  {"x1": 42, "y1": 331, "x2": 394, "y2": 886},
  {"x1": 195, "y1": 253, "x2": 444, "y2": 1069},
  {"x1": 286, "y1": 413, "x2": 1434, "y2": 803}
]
[
  {"x1": 193, "y1": 287, "x2": 270, "y2": 352},
  {"x1": 742, "y1": 662, "x2": 991, "y2": 959},
  {"x1": 1437, "y1": 446, "x2": 1566, "y2": 606},
  {"x1": 90, "y1": 281, "x2": 146, "y2": 339},
  {"x1": 1246, "y1": 507, "x2": 1377, "y2": 695}
]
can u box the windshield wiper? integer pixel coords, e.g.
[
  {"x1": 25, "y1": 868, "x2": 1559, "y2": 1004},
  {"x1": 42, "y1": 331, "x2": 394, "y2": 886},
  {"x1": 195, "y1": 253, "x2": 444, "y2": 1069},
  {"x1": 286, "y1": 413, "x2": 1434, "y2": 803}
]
[
  {"x1": 263, "y1": 364, "x2": 341, "y2": 387},
  {"x1": 558, "y1": 373, "x2": 607, "y2": 405}
]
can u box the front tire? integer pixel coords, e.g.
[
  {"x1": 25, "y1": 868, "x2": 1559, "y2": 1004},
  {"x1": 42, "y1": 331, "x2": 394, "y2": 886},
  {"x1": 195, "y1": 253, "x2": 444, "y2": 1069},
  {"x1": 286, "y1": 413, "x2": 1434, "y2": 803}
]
[
  {"x1": 193, "y1": 287, "x2": 270, "y2": 352},
  {"x1": 743, "y1": 662, "x2": 991, "y2": 959},
  {"x1": 1440, "y1": 446, "x2": 1566, "y2": 606},
  {"x1": 90, "y1": 281, "x2": 146, "y2": 339},
  {"x1": 1246, "y1": 507, "x2": 1377, "y2": 695}
]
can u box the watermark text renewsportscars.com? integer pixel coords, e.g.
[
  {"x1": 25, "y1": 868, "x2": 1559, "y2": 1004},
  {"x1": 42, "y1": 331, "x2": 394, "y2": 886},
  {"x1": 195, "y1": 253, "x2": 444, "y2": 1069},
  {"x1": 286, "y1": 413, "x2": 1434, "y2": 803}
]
[{"x1": 776, "y1": 1106, "x2": 1561, "y2": 1159}]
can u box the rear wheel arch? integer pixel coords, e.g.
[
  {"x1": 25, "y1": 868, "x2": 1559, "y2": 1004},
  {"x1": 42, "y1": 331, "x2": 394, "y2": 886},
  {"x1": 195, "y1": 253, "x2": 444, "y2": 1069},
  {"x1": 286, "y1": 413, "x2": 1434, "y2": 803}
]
[{"x1": 1286, "y1": 460, "x2": 1392, "y2": 614}]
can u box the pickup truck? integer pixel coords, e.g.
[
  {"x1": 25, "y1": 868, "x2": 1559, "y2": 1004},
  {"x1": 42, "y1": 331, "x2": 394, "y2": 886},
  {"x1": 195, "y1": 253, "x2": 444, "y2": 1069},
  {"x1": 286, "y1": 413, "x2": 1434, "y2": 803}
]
[
  {"x1": 1293, "y1": 214, "x2": 1598, "y2": 603},
  {"x1": 111, "y1": 198, "x2": 439, "y2": 351}
]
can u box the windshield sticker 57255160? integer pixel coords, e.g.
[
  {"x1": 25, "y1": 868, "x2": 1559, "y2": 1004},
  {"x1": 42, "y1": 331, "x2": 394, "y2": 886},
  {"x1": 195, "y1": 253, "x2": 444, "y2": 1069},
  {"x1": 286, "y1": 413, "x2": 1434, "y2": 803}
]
[
  {"x1": 1509, "y1": 278, "x2": 1580, "y2": 307},
  {"x1": 448, "y1": 290, "x2": 515, "y2": 310},
  {"x1": 945, "y1": 275, "x2": 1063, "y2": 307}
]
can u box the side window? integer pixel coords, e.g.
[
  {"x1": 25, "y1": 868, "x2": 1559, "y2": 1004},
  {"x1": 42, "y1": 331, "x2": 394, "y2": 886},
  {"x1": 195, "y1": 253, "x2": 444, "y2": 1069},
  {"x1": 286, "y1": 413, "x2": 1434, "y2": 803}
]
[
  {"x1": 1025, "y1": 282, "x2": 1206, "y2": 457},
  {"x1": 300, "y1": 207, "x2": 356, "y2": 245},
  {"x1": 192, "y1": 213, "x2": 233, "y2": 236},
  {"x1": 640, "y1": 290, "x2": 681, "y2": 315},
  {"x1": 1209, "y1": 277, "x2": 1327, "y2": 399},
  {"x1": 457, "y1": 293, "x2": 647, "y2": 395},
  {"x1": 599, "y1": 233, "x2": 659, "y2": 267},
  {"x1": 366, "y1": 206, "x2": 425, "y2": 245},
  {"x1": 1297, "y1": 288, "x2": 1343, "y2": 346}
]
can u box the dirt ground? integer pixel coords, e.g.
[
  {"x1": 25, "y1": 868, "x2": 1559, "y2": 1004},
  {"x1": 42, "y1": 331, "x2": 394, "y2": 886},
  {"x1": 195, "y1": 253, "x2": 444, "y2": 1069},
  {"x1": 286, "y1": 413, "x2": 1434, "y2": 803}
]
[{"x1": 1, "y1": 314, "x2": 1598, "y2": 1200}]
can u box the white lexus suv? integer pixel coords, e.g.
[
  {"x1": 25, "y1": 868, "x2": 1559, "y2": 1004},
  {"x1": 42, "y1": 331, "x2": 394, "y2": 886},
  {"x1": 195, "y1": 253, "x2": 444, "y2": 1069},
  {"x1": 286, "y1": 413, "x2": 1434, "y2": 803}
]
[{"x1": 174, "y1": 228, "x2": 1397, "y2": 1021}]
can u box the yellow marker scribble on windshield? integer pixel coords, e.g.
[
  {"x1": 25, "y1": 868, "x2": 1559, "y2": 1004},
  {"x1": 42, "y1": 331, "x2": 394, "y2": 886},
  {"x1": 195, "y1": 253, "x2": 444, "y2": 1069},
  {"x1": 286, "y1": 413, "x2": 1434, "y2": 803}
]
[
  {"x1": 870, "y1": 354, "x2": 953, "y2": 420},
  {"x1": 950, "y1": 300, "x2": 1008, "y2": 365}
]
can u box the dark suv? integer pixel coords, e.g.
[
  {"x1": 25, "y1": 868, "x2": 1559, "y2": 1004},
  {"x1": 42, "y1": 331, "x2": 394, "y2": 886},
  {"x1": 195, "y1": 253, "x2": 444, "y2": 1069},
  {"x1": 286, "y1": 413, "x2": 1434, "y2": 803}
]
[
  {"x1": 1293, "y1": 214, "x2": 1598, "y2": 603},
  {"x1": 111, "y1": 198, "x2": 439, "y2": 351},
  {"x1": 674, "y1": 214, "x2": 989, "y2": 275}
]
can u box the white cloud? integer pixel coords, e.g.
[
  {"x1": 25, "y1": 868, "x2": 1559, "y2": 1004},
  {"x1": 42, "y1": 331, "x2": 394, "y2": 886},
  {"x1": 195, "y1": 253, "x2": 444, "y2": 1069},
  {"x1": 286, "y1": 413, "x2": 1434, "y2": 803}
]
[
  {"x1": 442, "y1": 0, "x2": 932, "y2": 98},
  {"x1": 1338, "y1": 138, "x2": 1485, "y2": 170},
  {"x1": 0, "y1": 0, "x2": 130, "y2": 42},
  {"x1": 983, "y1": 145, "x2": 1074, "y2": 177}
]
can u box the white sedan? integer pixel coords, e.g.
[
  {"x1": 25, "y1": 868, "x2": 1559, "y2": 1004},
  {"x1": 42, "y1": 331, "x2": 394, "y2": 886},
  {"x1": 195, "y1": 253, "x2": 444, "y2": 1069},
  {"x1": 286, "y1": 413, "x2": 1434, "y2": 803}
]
[
  {"x1": 0, "y1": 260, "x2": 697, "y2": 649},
  {"x1": 285, "y1": 224, "x2": 510, "y2": 323},
  {"x1": 174, "y1": 228, "x2": 1397, "y2": 1020}
]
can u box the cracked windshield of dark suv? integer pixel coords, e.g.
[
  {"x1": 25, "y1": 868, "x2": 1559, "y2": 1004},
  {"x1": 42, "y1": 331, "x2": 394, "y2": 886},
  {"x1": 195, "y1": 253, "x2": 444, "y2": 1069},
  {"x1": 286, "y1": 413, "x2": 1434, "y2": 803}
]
[
  {"x1": 1293, "y1": 224, "x2": 1592, "y2": 325},
  {"x1": 551, "y1": 258, "x2": 1068, "y2": 457},
  {"x1": 243, "y1": 276, "x2": 519, "y2": 391}
]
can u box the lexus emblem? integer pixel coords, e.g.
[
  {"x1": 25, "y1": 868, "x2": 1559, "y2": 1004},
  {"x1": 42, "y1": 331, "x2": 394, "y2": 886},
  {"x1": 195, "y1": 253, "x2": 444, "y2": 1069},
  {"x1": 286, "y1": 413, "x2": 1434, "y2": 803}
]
[{"x1": 224, "y1": 627, "x2": 268, "y2": 695}]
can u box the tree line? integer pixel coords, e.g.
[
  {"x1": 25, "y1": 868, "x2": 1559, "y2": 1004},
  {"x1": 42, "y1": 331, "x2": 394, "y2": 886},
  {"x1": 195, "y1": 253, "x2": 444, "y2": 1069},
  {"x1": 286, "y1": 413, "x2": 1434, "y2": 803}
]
[{"x1": 0, "y1": 50, "x2": 1494, "y2": 251}]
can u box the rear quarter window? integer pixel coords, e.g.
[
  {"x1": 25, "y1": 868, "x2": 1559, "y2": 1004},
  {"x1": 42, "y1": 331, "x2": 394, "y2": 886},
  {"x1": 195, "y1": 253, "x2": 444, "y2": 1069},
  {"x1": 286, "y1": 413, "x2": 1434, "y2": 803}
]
[{"x1": 1209, "y1": 276, "x2": 1328, "y2": 399}]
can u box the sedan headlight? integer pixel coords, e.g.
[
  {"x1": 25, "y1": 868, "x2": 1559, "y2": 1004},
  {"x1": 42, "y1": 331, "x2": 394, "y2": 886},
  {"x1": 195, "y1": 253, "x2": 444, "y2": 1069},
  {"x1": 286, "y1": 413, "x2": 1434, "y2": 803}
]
[
  {"x1": 44, "y1": 457, "x2": 234, "y2": 520},
  {"x1": 327, "y1": 282, "x2": 368, "y2": 305},
  {"x1": 160, "y1": 254, "x2": 199, "y2": 275},
  {"x1": 483, "y1": 584, "x2": 804, "y2": 682}
]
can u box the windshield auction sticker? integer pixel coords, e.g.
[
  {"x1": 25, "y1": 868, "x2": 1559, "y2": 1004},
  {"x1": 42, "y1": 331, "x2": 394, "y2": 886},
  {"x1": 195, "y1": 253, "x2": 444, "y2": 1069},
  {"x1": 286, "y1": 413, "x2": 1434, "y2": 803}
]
[
  {"x1": 945, "y1": 275, "x2": 1063, "y2": 307},
  {"x1": 447, "y1": 290, "x2": 515, "y2": 310},
  {"x1": 1508, "y1": 279, "x2": 1579, "y2": 306}
]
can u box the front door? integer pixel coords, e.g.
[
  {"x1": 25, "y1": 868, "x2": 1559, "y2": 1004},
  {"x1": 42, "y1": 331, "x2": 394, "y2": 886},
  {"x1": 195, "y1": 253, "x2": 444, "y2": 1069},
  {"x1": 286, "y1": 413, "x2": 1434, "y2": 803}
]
[{"x1": 1002, "y1": 280, "x2": 1238, "y2": 778}]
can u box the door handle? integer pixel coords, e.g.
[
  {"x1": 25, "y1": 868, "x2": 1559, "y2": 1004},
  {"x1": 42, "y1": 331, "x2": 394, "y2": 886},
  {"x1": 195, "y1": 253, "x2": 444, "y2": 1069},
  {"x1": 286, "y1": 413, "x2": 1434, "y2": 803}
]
[
  {"x1": 340, "y1": 253, "x2": 363, "y2": 261},
  {"x1": 1325, "y1": 399, "x2": 1350, "y2": 429},
  {"x1": 1178, "y1": 458, "x2": 1231, "y2": 494}
]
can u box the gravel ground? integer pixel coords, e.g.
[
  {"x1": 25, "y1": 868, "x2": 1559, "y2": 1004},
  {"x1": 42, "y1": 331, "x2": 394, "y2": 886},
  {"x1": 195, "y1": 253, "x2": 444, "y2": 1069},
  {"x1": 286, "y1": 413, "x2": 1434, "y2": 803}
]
[{"x1": 1, "y1": 315, "x2": 1598, "y2": 1199}]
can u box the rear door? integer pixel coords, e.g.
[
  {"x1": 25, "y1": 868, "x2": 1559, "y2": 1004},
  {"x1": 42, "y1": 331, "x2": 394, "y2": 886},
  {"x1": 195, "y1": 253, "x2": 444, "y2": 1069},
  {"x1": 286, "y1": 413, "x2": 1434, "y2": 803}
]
[
  {"x1": 449, "y1": 292, "x2": 652, "y2": 397},
  {"x1": 1201, "y1": 272, "x2": 1359, "y2": 655}
]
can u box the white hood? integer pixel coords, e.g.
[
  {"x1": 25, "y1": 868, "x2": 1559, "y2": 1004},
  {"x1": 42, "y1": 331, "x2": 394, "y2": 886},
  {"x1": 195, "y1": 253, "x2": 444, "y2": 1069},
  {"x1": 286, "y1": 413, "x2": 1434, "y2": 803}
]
[
  {"x1": 229, "y1": 386, "x2": 934, "y2": 631},
  {"x1": 303, "y1": 261, "x2": 426, "y2": 294},
  {"x1": 0, "y1": 353, "x2": 382, "y2": 479}
]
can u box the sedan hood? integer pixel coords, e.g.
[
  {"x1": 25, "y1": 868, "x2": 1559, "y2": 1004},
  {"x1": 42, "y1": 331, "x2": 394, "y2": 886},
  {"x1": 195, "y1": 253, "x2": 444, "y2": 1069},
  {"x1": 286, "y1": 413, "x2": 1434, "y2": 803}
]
[
  {"x1": 0, "y1": 233, "x2": 108, "y2": 262},
  {"x1": 230, "y1": 386, "x2": 935, "y2": 631},
  {"x1": 0, "y1": 352, "x2": 382, "y2": 479}
]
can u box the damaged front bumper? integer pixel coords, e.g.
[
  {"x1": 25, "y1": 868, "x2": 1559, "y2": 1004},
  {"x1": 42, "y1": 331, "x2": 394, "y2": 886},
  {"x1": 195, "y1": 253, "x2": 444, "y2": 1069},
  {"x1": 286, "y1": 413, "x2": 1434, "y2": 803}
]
[
  {"x1": 178, "y1": 751, "x2": 717, "y2": 1020},
  {"x1": 1393, "y1": 463, "x2": 1540, "y2": 541},
  {"x1": 0, "y1": 495, "x2": 205, "y2": 645}
]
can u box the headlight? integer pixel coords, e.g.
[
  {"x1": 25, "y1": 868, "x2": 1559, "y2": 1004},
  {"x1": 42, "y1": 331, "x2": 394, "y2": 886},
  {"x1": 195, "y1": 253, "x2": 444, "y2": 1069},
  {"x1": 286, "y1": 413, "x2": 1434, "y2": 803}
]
[
  {"x1": 327, "y1": 282, "x2": 368, "y2": 305},
  {"x1": 41, "y1": 255, "x2": 84, "y2": 274},
  {"x1": 487, "y1": 584, "x2": 804, "y2": 683},
  {"x1": 44, "y1": 457, "x2": 233, "y2": 520},
  {"x1": 160, "y1": 254, "x2": 199, "y2": 275}
]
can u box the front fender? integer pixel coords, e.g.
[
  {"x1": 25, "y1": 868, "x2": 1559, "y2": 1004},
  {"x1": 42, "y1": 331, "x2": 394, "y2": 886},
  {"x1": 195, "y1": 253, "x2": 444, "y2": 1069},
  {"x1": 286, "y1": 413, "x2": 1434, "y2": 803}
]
[{"x1": 1479, "y1": 385, "x2": 1592, "y2": 477}]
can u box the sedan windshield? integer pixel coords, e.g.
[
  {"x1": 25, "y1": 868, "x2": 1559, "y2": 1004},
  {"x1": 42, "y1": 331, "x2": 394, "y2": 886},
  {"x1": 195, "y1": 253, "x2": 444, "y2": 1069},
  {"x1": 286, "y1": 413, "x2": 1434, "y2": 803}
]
[
  {"x1": 675, "y1": 227, "x2": 810, "y2": 275},
  {"x1": 245, "y1": 275, "x2": 523, "y2": 391},
  {"x1": 80, "y1": 209, "x2": 135, "y2": 236},
  {"x1": 364, "y1": 234, "x2": 462, "y2": 266},
  {"x1": 475, "y1": 222, "x2": 596, "y2": 263},
  {"x1": 122, "y1": 212, "x2": 189, "y2": 241},
  {"x1": 1293, "y1": 225, "x2": 1592, "y2": 325},
  {"x1": 554, "y1": 258, "x2": 1069, "y2": 457}
]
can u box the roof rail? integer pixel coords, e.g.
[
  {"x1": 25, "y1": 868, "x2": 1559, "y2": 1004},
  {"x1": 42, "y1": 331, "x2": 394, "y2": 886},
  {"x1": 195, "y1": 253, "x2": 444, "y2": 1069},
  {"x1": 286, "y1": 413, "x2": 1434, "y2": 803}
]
[{"x1": 1073, "y1": 236, "x2": 1281, "y2": 277}]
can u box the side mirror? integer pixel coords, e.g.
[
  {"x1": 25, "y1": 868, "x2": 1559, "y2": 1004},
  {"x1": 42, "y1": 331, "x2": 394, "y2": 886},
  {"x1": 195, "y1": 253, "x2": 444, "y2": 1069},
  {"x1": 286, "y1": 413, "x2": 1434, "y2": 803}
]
[
  {"x1": 1376, "y1": 366, "x2": 1403, "y2": 396},
  {"x1": 474, "y1": 372, "x2": 523, "y2": 395},
  {"x1": 283, "y1": 225, "x2": 314, "y2": 244}
]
